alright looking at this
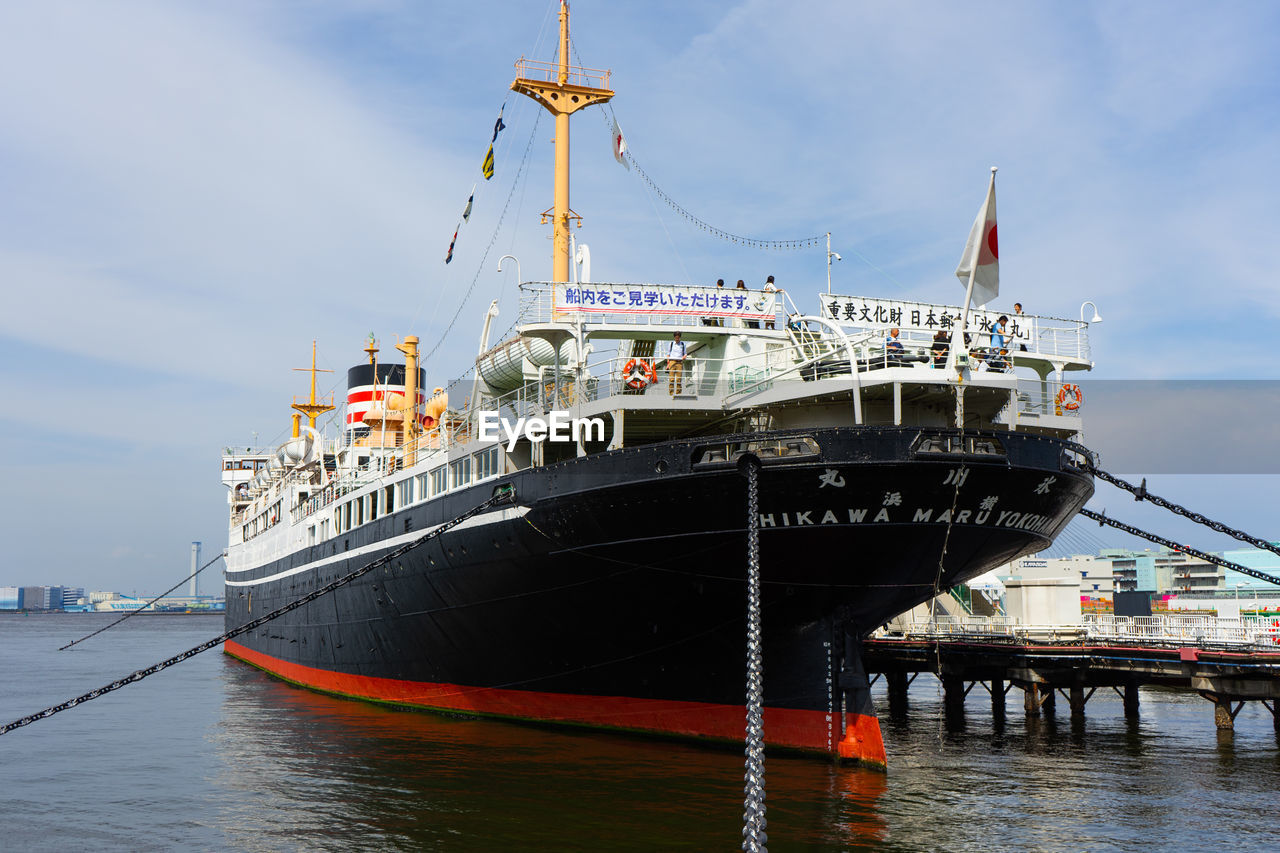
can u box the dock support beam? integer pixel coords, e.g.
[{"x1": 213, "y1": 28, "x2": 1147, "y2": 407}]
[
  {"x1": 1067, "y1": 685, "x2": 1095, "y2": 717},
  {"x1": 991, "y1": 678, "x2": 1006, "y2": 717},
  {"x1": 886, "y1": 671, "x2": 910, "y2": 716},
  {"x1": 1023, "y1": 682, "x2": 1055, "y2": 717},
  {"x1": 1203, "y1": 693, "x2": 1244, "y2": 730},
  {"x1": 942, "y1": 676, "x2": 966, "y2": 720},
  {"x1": 1124, "y1": 683, "x2": 1140, "y2": 718}
]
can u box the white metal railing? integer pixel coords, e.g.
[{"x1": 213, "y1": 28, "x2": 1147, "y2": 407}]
[
  {"x1": 822, "y1": 294, "x2": 1092, "y2": 363},
  {"x1": 516, "y1": 283, "x2": 1092, "y2": 368},
  {"x1": 886, "y1": 617, "x2": 1087, "y2": 641},
  {"x1": 1084, "y1": 615, "x2": 1280, "y2": 646},
  {"x1": 1002, "y1": 377, "x2": 1085, "y2": 421},
  {"x1": 880, "y1": 614, "x2": 1280, "y2": 647}
]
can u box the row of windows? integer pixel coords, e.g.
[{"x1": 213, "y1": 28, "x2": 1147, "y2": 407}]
[{"x1": 307, "y1": 447, "x2": 505, "y2": 543}]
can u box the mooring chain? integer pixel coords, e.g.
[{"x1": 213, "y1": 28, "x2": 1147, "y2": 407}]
[
  {"x1": 1079, "y1": 507, "x2": 1280, "y2": 588},
  {"x1": 0, "y1": 488, "x2": 514, "y2": 737},
  {"x1": 60, "y1": 551, "x2": 229, "y2": 651},
  {"x1": 742, "y1": 457, "x2": 767, "y2": 853},
  {"x1": 1089, "y1": 466, "x2": 1280, "y2": 559},
  {"x1": 930, "y1": 428, "x2": 967, "y2": 744}
]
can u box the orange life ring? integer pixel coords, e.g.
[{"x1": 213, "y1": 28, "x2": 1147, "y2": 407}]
[
  {"x1": 1055, "y1": 383, "x2": 1083, "y2": 411},
  {"x1": 623, "y1": 358, "x2": 657, "y2": 389}
]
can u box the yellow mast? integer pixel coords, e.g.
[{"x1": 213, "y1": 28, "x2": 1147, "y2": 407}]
[
  {"x1": 395, "y1": 336, "x2": 420, "y2": 445},
  {"x1": 511, "y1": 1, "x2": 614, "y2": 283},
  {"x1": 292, "y1": 340, "x2": 336, "y2": 430}
]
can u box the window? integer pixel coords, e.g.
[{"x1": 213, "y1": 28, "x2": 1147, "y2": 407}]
[
  {"x1": 321, "y1": 519, "x2": 330, "y2": 540},
  {"x1": 475, "y1": 447, "x2": 501, "y2": 481},
  {"x1": 450, "y1": 457, "x2": 472, "y2": 489},
  {"x1": 415, "y1": 474, "x2": 428, "y2": 503},
  {"x1": 384, "y1": 485, "x2": 395, "y2": 514},
  {"x1": 308, "y1": 526, "x2": 316, "y2": 545},
  {"x1": 355, "y1": 497, "x2": 365, "y2": 527},
  {"x1": 430, "y1": 467, "x2": 448, "y2": 496}
]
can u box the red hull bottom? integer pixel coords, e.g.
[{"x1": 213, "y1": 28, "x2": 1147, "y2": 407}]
[{"x1": 223, "y1": 641, "x2": 886, "y2": 768}]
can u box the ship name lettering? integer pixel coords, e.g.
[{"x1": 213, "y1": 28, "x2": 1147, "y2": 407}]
[
  {"x1": 794, "y1": 511, "x2": 813, "y2": 525},
  {"x1": 821, "y1": 510, "x2": 839, "y2": 524},
  {"x1": 996, "y1": 510, "x2": 1016, "y2": 526},
  {"x1": 955, "y1": 509, "x2": 971, "y2": 524},
  {"x1": 873, "y1": 508, "x2": 890, "y2": 522},
  {"x1": 975, "y1": 511, "x2": 991, "y2": 525},
  {"x1": 913, "y1": 508, "x2": 932, "y2": 522},
  {"x1": 848, "y1": 508, "x2": 867, "y2": 523}
]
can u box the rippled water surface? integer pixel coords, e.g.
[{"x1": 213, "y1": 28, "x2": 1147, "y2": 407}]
[{"x1": 2, "y1": 614, "x2": 1277, "y2": 851}]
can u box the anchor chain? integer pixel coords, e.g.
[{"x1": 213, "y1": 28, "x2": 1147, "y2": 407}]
[
  {"x1": 1088, "y1": 466, "x2": 1280, "y2": 560},
  {"x1": 1, "y1": 487, "x2": 515, "y2": 736},
  {"x1": 1080, "y1": 507, "x2": 1280, "y2": 588},
  {"x1": 742, "y1": 457, "x2": 767, "y2": 853}
]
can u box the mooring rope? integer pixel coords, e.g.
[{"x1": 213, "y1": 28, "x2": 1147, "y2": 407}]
[
  {"x1": 1089, "y1": 467, "x2": 1280, "y2": 561},
  {"x1": 1080, "y1": 507, "x2": 1280, "y2": 587},
  {"x1": 59, "y1": 551, "x2": 227, "y2": 651},
  {"x1": 741, "y1": 456, "x2": 767, "y2": 853},
  {"x1": 0, "y1": 487, "x2": 514, "y2": 737}
]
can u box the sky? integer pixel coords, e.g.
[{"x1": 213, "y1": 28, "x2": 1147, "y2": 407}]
[{"x1": 2, "y1": 0, "x2": 1279, "y2": 594}]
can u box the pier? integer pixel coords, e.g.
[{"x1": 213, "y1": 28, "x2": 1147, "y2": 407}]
[{"x1": 864, "y1": 615, "x2": 1280, "y2": 730}]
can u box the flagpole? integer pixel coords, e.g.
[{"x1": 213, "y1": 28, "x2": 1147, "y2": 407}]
[{"x1": 948, "y1": 166, "x2": 997, "y2": 427}]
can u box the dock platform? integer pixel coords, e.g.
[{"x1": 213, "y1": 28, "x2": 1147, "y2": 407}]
[{"x1": 864, "y1": 615, "x2": 1280, "y2": 729}]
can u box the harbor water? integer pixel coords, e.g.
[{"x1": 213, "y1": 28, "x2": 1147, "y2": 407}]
[{"x1": 2, "y1": 613, "x2": 1277, "y2": 852}]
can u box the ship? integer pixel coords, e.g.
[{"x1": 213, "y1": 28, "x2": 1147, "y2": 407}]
[{"x1": 219, "y1": 2, "x2": 1094, "y2": 768}]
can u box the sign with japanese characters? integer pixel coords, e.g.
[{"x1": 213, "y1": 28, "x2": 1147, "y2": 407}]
[
  {"x1": 554, "y1": 283, "x2": 774, "y2": 320},
  {"x1": 820, "y1": 295, "x2": 1034, "y2": 346}
]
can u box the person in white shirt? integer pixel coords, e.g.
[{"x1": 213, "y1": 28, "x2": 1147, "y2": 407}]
[
  {"x1": 666, "y1": 331, "x2": 687, "y2": 395},
  {"x1": 758, "y1": 275, "x2": 783, "y2": 329}
]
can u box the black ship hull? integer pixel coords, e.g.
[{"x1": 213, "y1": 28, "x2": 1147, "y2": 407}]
[{"x1": 224, "y1": 426, "x2": 1092, "y2": 762}]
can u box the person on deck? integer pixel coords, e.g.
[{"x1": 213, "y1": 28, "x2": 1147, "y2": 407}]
[
  {"x1": 991, "y1": 315, "x2": 1009, "y2": 351},
  {"x1": 666, "y1": 331, "x2": 688, "y2": 395},
  {"x1": 1013, "y1": 303, "x2": 1028, "y2": 351},
  {"x1": 737, "y1": 280, "x2": 758, "y2": 328},
  {"x1": 703, "y1": 279, "x2": 725, "y2": 327},
  {"x1": 758, "y1": 275, "x2": 783, "y2": 329},
  {"x1": 931, "y1": 330, "x2": 950, "y2": 367},
  {"x1": 885, "y1": 327, "x2": 904, "y2": 367}
]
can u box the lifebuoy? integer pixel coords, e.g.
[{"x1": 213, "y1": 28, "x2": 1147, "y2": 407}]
[
  {"x1": 622, "y1": 358, "x2": 657, "y2": 389},
  {"x1": 1055, "y1": 383, "x2": 1083, "y2": 411}
]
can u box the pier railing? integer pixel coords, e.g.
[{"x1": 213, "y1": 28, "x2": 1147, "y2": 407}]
[
  {"x1": 1084, "y1": 614, "x2": 1280, "y2": 646},
  {"x1": 881, "y1": 614, "x2": 1280, "y2": 648}
]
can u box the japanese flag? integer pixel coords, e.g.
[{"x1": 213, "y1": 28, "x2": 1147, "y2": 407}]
[
  {"x1": 610, "y1": 118, "x2": 629, "y2": 170},
  {"x1": 955, "y1": 168, "x2": 999, "y2": 307}
]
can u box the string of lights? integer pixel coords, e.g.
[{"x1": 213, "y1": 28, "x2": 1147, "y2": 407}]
[{"x1": 622, "y1": 149, "x2": 826, "y2": 251}]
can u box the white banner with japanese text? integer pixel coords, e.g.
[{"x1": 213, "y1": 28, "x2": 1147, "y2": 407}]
[
  {"x1": 820, "y1": 294, "x2": 1034, "y2": 346},
  {"x1": 554, "y1": 283, "x2": 775, "y2": 320}
]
